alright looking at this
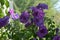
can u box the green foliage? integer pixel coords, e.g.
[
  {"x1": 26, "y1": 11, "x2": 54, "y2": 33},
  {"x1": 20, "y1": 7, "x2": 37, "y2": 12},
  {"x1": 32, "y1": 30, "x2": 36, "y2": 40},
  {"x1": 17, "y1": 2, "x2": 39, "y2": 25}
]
[
  {"x1": 0, "y1": 0, "x2": 4, "y2": 6},
  {"x1": 4, "y1": 0, "x2": 9, "y2": 8},
  {"x1": 44, "y1": 17, "x2": 56, "y2": 40},
  {"x1": 0, "y1": 0, "x2": 59, "y2": 40},
  {"x1": 0, "y1": 0, "x2": 9, "y2": 18},
  {"x1": 0, "y1": 8, "x2": 4, "y2": 17}
]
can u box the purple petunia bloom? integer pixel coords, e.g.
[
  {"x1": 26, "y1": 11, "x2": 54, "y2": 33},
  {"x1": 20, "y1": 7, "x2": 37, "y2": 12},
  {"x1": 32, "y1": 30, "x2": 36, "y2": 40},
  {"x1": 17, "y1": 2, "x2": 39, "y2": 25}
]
[
  {"x1": 36, "y1": 3, "x2": 48, "y2": 9},
  {"x1": 0, "y1": 16, "x2": 9, "y2": 28},
  {"x1": 30, "y1": 7, "x2": 38, "y2": 12},
  {"x1": 53, "y1": 35, "x2": 60, "y2": 40},
  {"x1": 11, "y1": 13, "x2": 19, "y2": 20},
  {"x1": 20, "y1": 11, "x2": 30, "y2": 23},
  {"x1": 32, "y1": 7, "x2": 44, "y2": 18},
  {"x1": 31, "y1": 7, "x2": 44, "y2": 19},
  {"x1": 36, "y1": 26, "x2": 48, "y2": 38},
  {"x1": 31, "y1": 7, "x2": 45, "y2": 27},
  {"x1": 33, "y1": 17, "x2": 44, "y2": 27}
]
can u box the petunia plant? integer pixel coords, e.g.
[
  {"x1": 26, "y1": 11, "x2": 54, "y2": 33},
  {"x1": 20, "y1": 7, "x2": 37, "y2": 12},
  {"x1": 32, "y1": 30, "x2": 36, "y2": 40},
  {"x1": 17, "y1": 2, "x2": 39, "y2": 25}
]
[{"x1": 0, "y1": 0, "x2": 60, "y2": 40}]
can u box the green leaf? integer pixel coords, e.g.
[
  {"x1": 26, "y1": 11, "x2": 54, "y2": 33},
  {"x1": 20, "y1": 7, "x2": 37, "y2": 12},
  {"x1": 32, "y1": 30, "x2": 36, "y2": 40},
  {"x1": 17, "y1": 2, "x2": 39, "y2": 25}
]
[
  {"x1": 0, "y1": 0, "x2": 4, "y2": 6},
  {"x1": 0, "y1": 8, "x2": 4, "y2": 17},
  {"x1": 0, "y1": 8, "x2": 2, "y2": 13},
  {"x1": 4, "y1": 0, "x2": 9, "y2": 8}
]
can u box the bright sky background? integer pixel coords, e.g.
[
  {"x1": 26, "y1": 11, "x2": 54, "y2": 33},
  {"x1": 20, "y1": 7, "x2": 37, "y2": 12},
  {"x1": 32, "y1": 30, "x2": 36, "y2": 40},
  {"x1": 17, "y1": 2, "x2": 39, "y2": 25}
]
[{"x1": 54, "y1": 0, "x2": 60, "y2": 12}]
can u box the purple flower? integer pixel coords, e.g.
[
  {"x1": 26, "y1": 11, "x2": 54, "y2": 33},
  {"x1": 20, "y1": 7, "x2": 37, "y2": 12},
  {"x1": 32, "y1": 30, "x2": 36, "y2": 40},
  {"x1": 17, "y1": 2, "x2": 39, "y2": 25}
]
[
  {"x1": 31, "y1": 7, "x2": 45, "y2": 27},
  {"x1": 11, "y1": 13, "x2": 19, "y2": 20},
  {"x1": 31, "y1": 7, "x2": 45, "y2": 18},
  {"x1": 33, "y1": 17, "x2": 44, "y2": 26},
  {"x1": 9, "y1": 9, "x2": 14, "y2": 15},
  {"x1": 0, "y1": 16, "x2": 9, "y2": 28},
  {"x1": 36, "y1": 3, "x2": 48, "y2": 9},
  {"x1": 9, "y1": 9, "x2": 19, "y2": 20},
  {"x1": 53, "y1": 35, "x2": 60, "y2": 40},
  {"x1": 36, "y1": 26, "x2": 48, "y2": 38},
  {"x1": 30, "y1": 7, "x2": 39, "y2": 12},
  {"x1": 20, "y1": 11, "x2": 30, "y2": 23},
  {"x1": 33, "y1": 9, "x2": 44, "y2": 17}
]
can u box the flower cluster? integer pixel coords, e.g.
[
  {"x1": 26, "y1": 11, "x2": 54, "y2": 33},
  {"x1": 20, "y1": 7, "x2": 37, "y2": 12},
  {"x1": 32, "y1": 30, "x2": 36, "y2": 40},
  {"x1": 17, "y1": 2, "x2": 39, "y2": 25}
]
[
  {"x1": 20, "y1": 3, "x2": 48, "y2": 38},
  {"x1": 0, "y1": 9, "x2": 19, "y2": 28},
  {"x1": 0, "y1": 3, "x2": 60, "y2": 40}
]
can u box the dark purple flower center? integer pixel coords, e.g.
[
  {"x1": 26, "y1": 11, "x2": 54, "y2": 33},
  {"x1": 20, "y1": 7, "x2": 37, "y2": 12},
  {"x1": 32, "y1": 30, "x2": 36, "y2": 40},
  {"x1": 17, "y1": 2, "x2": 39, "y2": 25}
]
[
  {"x1": 33, "y1": 12, "x2": 38, "y2": 16},
  {"x1": 40, "y1": 29, "x2": 46, "y2": 33}
]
